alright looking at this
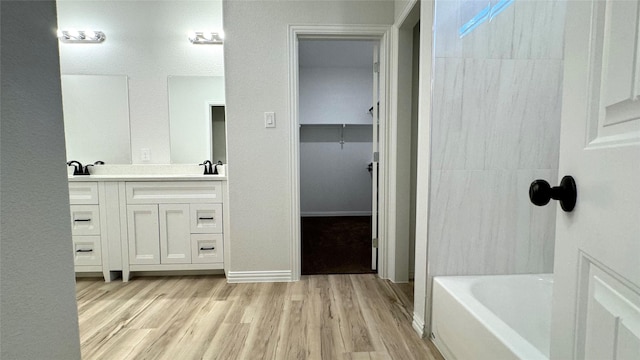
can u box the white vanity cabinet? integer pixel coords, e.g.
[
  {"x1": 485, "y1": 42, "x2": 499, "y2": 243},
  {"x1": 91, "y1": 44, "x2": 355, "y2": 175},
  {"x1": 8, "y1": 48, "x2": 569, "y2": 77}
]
[
  {"x1": 68, "y1": 175, "x2": 227, "y2": 282},
  {"x1": 68, "y1": 182, "x2": 107, "y2": 276},
  {"x1": 122, "y1": 181, "x2": 224, "y2": 281}
]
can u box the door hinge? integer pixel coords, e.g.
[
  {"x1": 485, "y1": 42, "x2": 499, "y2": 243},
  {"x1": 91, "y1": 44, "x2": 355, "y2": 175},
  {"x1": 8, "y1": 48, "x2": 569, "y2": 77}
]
[
  {"x1": 373, "y1": 62, "x2": 380, "y2": 73},
  {"x1": 372, "y1": 238, "x2": 378, "y2": 248}
]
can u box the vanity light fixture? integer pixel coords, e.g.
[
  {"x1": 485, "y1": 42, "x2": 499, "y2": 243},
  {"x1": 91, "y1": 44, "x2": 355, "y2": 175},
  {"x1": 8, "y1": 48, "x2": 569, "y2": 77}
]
[
  {"x1": 188, "y1": 31, "x2": 224, "y2": 45},
  {"x1": 57, "y1": 29, "x2": 106, "y2": 43}
]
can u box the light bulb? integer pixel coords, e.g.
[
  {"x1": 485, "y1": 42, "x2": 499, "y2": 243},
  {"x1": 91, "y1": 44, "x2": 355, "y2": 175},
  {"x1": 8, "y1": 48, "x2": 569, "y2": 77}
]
[
  {"x1": 68, "y1": 29, "x2": 80, "y2": 39},
  {"x1": 84, "y1": 30, "x2": 96, "y2": 40}
]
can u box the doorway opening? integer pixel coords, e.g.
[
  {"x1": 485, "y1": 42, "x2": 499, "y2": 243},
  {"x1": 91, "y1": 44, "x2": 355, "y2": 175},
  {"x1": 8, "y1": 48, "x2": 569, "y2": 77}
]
[
  {"x1": 389, "y1": 0, "x2": 421, "y2": 312},
  {"x1": 408, "y1": 21, "x2": 420, "y2": 284},
  {"x1": 209, "y1": 105, "x2": 226, "y2": 164},
  {"x1": 298, "y1": 39, "x2": 379, "y2": 275}
]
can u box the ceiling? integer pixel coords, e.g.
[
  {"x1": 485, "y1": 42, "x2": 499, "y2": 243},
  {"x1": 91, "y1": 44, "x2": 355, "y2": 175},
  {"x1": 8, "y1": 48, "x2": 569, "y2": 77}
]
[{"x1": 298, "y1": 40, "x2": 375, "y2": 68}]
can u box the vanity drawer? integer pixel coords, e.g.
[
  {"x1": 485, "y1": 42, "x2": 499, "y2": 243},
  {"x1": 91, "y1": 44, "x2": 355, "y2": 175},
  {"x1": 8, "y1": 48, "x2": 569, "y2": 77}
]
[
  {"x1": 72, "y1": 236, "x2": 102, "y2": 266},
  {"x1": 190, "y1": 204, "x2": 223, "y2": 234},
  {"x1": 126, "y1": 181, "x2": 222, "y2": 204},
  {"x1": 191, "y1": 234, "x2": 223, "y2": 264},
  {"x1": 70, "y1": 205, "x2": 101, "y2": 236},
  {"x1": 68, "y1": 182, "x2": 99, "y2": 205}
]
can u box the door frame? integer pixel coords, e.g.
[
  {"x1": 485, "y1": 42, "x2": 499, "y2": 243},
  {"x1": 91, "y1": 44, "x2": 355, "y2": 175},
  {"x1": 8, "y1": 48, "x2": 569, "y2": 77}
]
[
  {"x1": 206, "y1": 101, "x2": 225, "y2": 162},
  {"x1": 390, "y1": 0, "x2": 434, "y2": 337},
  {"x1": 288, "y1": 25, "x2": 392, "y2": 281},
  {"x1": 387, "y1": 0, "x2": 421, "y2": 284}
]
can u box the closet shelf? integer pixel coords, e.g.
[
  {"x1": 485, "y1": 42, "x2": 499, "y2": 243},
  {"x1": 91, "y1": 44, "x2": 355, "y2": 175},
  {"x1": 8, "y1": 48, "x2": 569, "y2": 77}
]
[{"x1": 299, "y1": 123, "x2": 372, "y2": 127}]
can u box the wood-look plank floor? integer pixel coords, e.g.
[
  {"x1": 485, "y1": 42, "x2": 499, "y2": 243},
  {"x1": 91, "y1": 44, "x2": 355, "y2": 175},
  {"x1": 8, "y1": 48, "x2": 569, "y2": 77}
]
[{"x1": 76, "y1": 274, "x2": 444, "y2": 360}]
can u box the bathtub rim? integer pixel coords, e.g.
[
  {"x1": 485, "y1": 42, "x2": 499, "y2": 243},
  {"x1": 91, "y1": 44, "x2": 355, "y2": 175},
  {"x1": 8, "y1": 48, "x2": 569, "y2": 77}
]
[{"x1": 432, "y1": 274, "x2": 552, "y2": 360}]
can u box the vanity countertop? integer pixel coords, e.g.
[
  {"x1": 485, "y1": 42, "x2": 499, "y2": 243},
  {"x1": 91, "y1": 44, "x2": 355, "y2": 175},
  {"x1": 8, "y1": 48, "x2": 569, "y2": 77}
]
[
  {"x1": 68, "y1": 174, "x2": 227, "y2": 182},
  {"x1": 66, "y1": 164, "x2": 227, "y2": 181}
]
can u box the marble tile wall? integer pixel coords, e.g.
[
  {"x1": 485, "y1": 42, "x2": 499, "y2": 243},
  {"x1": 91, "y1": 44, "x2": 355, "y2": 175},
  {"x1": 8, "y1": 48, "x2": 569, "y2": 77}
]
[{"x1": 428, "y1": 0, "x2": 566, "y2": 279}]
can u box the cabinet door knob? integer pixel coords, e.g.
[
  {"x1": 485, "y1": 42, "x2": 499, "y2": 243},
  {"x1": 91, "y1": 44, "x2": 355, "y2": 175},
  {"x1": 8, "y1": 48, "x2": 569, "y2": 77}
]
[
  {"x1": 200, "y1": 247, "x2": 215, "y2": 251},
  {"x1": 529, "y1": 176, "x2": 577, "y2": 212},
  {"x1": 74, "y1": 218, "x2": 91, "y2": 222},
  {"x1": 76, "y1": 249, "x2": 93, "y2": 253},
  {"x1": 198, "y1": 217, "x2": 214, "y2": 220}
]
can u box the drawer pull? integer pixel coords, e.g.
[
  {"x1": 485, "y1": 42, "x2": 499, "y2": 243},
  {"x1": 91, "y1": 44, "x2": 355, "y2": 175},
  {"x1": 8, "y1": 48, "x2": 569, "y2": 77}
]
[
  {"x1": 74, "y1": 218, "x2": 92, "y2": 222},
  {"x1": 198, "y1": 217, "x2": 214, "y2": 220},
  {"x1": 76, "y1": 249, "x2": 93, "y2": 253},
  {"x1": 200, "y1": 246, "x2": 215, "y2": 251}
]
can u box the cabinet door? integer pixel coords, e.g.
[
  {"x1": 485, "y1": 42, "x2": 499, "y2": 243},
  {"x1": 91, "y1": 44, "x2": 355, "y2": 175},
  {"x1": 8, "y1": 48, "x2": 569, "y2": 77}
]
[
  {"x1": 127, "y1": 205, "x2": 160, "y2": 265},
  {"x1": 159, "y1": 204, "x2": 191, "y2": 264}
]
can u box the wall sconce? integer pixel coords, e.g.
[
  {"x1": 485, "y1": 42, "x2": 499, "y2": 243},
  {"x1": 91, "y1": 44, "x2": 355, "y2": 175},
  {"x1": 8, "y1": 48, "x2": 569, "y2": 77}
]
[
  {"x1": 188, "y1": 31, "x2": 224, "y2": 45},
  {"x1": 57, "y1": 29, "x2": 106, "y2": 43}
]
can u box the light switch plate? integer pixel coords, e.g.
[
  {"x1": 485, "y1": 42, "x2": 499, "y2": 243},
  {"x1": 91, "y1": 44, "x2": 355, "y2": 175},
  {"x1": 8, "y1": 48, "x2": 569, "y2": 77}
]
[
  {"x1": 264, "y1": 112, "x2": 276, "y2": 128},
  {"x1": 141, "y1": 148, "x2": 151, "y2": 161}
]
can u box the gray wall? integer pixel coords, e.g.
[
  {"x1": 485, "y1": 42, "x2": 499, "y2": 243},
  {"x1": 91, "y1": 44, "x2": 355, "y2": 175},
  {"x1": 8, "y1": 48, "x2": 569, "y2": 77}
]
[
  {"x1": 427, "y1": 0, "x2": 565, "y2": 280},
  {"x1": 223, "y1": 0, "x2": 394, "y2": 273},
  {"x1": 300, "y1": 126, "x2": 373, "y2": 216},
  {"x1": 300, "y1": 62, "x2": 373, "y2": 216},
  {"x1": 0, "y1": 1, "x2": 81, "y2": 358},
  {"x1": 300, "y1": 66, "x2": 373, "y2": 125}
]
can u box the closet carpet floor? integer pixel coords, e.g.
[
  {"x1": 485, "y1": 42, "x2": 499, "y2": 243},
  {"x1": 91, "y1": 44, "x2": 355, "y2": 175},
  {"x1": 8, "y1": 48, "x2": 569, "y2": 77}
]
[
  {"x1": 76, "y1": 274, "x2": 443, "y2": 360},
  {"x1": 302, "y1": 216, "x2": 375, "y2": 275}
]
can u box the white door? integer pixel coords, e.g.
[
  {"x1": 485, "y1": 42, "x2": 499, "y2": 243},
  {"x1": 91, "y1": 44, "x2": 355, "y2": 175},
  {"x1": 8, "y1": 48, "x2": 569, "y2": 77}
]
[
  {"x1": 159, "y1": 204, "x2": 191, "y2": 264},
  {"x1": 371, "y1": 43, "x2": 380, "y2": 271},
  {"x1": 127, "y1": 204, "x2": 160, "y2": 265},
  {"x1": 551, "y1": 1, "x2": 640, "y2": 358}
]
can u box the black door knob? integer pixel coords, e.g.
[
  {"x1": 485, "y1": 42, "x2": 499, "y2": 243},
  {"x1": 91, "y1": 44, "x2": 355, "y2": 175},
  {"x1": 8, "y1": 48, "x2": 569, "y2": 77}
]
[{"x1": 529, "y1": 176, "x2": 577, "y2": 212}]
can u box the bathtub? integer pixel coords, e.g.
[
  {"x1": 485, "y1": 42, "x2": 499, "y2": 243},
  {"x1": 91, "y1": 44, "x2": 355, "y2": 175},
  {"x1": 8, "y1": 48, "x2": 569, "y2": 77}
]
[{"x1": 431, "y1": 274, "x2": 553, "y2": 360}]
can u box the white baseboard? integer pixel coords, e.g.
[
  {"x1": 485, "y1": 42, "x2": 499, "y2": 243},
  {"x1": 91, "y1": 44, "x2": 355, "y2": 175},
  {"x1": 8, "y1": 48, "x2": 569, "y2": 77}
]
[
  {"x1": 300, "y1": 211, "x2": 372, "y2": 217},
  {"x1": 412, "y1": 312, "x2": 426, "y2": 337},
  {"x1": 226, "y1": 270, "x2": 293, "y2": 283}
]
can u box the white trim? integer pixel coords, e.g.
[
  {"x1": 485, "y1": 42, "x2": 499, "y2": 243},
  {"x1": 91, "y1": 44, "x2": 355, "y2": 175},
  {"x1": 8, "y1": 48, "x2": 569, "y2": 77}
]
[
  {"x1": 396, "y1": 0, "x2": 420, "y2": 27},
  {"x1": 414, "y1": 0, "x2": 435, "y2": 339},
  {"x1": 300, "y1": 211, "x2": 372, "y2": 217},
  {"x1": 412, "y1": 312, "x2": 426, "y2": 337},
  {"x1": 226, "y1": 270, "x2": 293, "y2": 283},
  {"x1": 387, "y1": 0, "x2": 422, "y2": 285},
  {"x1": 378, "y1": 29, "x2": 391, "y2": 280},
  {"x1": 288, "y1": 25, "x2": 392, "y2": 282}
]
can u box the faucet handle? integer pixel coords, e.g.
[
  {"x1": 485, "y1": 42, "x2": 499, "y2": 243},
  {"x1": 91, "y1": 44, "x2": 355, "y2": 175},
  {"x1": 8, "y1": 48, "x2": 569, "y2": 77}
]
[{"x1": 83, "y1": 164, "x2": 93, "y2": 175}]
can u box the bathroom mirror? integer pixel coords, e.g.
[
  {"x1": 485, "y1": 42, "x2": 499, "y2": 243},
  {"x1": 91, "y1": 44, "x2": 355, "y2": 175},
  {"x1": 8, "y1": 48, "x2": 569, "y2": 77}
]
[
  {"x1": 168, "y1": 76, "x2": 226, "y2": 164},
  {"x1": 61, "y1": 75, "x2": 132, "y2": 164}
]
